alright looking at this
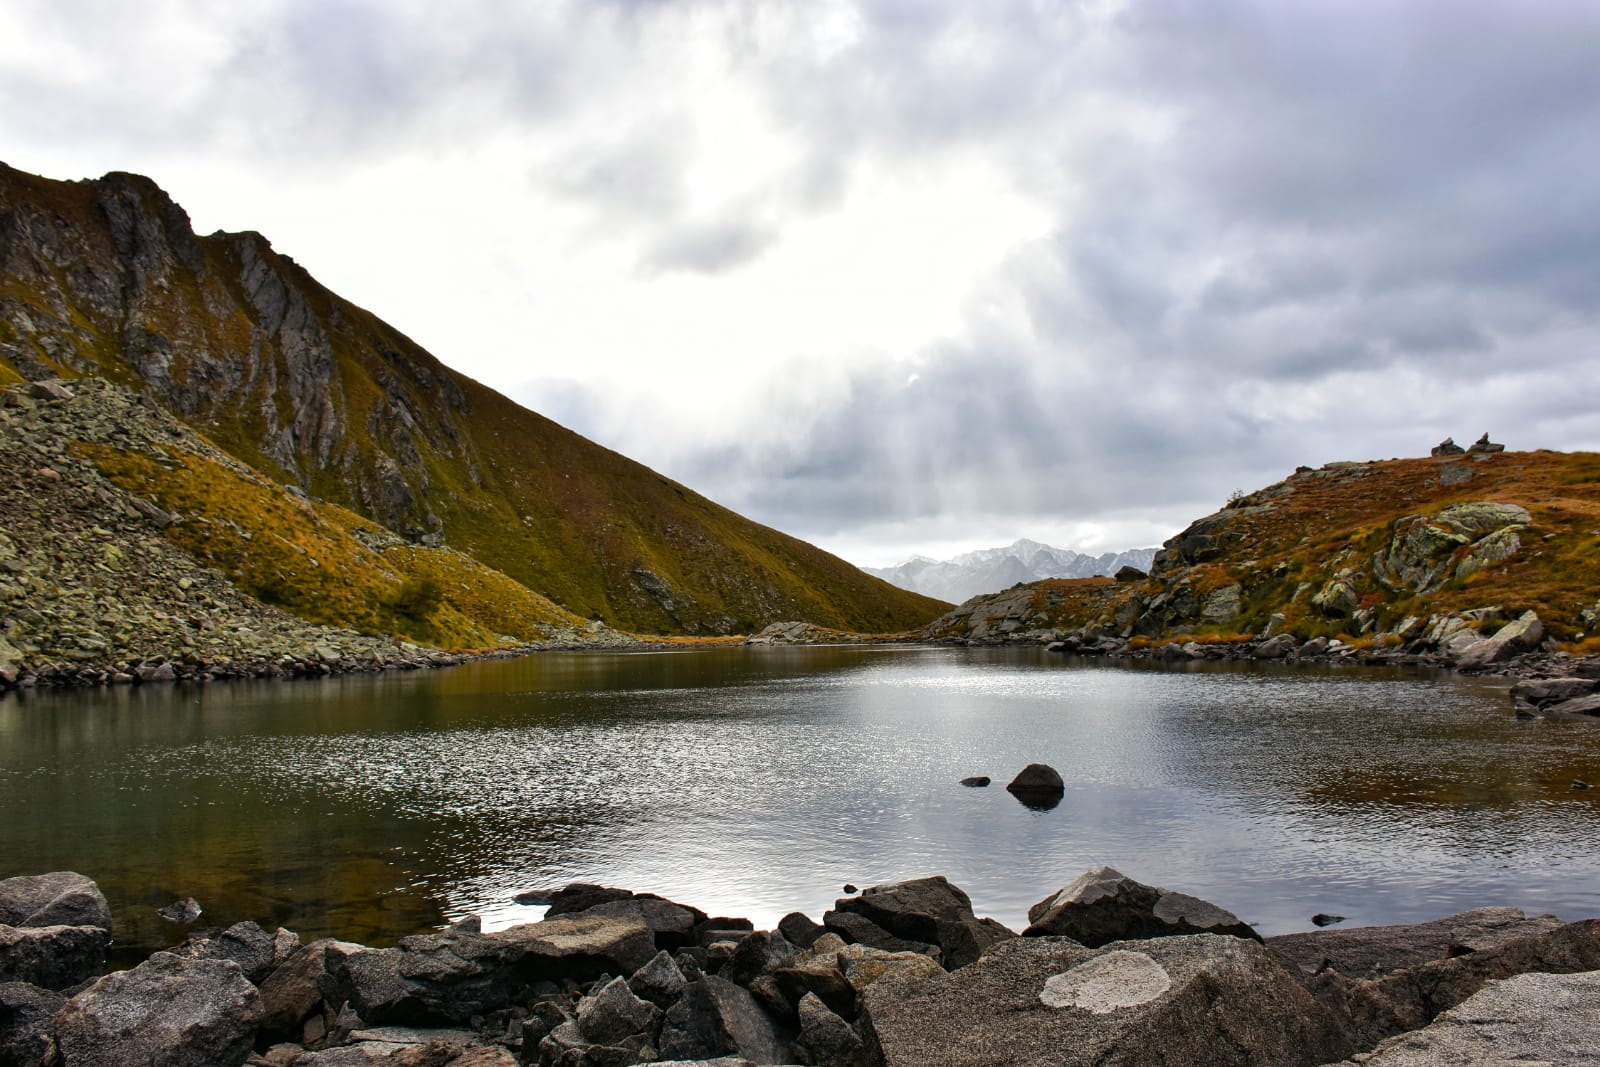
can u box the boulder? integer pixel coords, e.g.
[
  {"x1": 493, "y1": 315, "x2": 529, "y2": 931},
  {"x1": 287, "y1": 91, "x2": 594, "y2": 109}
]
[
  {"x1": 581, "y1": 897, "x2": 703, "y2": 950},
  {"x1": 1266, "y1": 907, "x2": 1562, "y2": 980},
  {"x1": 1544, "y1": 692, "x2": 1600, "y2": 718},
  {"x1": 0, "y1": 872, "x2": 111, "y2": 933},
  {"x1": 1430, "y1": 438, "x2": 1464, "y2": 457},
  {"x1": 1454, "y1": 610, "x2": 1544, "y2": 670},
  {"x1": 720, "y1": 931, "x2": 798, "y2": 987},
  {"x1": 543, "y1": 884, "x2": 639, "y2": 918},
  {"x1": 1113, "y1": 566, "x2": 1147, "y2": 583},
  {"x1": 628, "y1": 949, "x2": 688, "y2": 1009},
  {"x1": 1348, "y1": 969, "x2": 1600, "y2": 1065},
  {"x1": 795, "y1": 992, "x2": 869, "y2": 1067},
  {"x1": 958, "y1": 776, "x2": 990, "y2": 788},
  {"x1": 0, "y1": 980, "x2": 64, "y2": 1067},
  {"x1": 658, "y1": 976, "x2": 788, "y2": 1064},
  {"x1": 773, "y1": 936, "x2": 858, "y2": 1018},
  {"x1": 576, "y1": 975, "x2": 662, "y2": 1045},
  {"x1": 820, "y1": 912, "x2": 940, "y2": 961},
  {"x1": 173, "y1": 920, "x2": 278, "y2": 983},
  {"x1": 828, "y1": 876, "x2": 1014, "y2": 970},
  {"x1": 1510, "y1": 677, "x2": 1600, "y2": 708},
  {"x1": 53, "y1": 951, "x2": 263, "y2": 1067},
  {"x1": 258, "y1": 938, "x2": 359, "y2": 1038},
  {"x1": 1005, "y1": 765, "x2": 1065, "y2": 811},
  {"x1": 859, "y1": 934, "x2": 1351, "y2": 1067},
  {"x1": 1254, "y1": 634, "x2": 1298, "y2": 659},
  {"x1": 776, "y1": 913, "x2": 825, "y2": 950},
  {"x1": 836, "y1": 944, "x2": 944, "y2": 1004},
  {"x1": 1024, "y1": 867, "x2": 1259, "y2": 947},
  {"x1": 0, "y1": 923, "x2": 109, "y2": 989}
]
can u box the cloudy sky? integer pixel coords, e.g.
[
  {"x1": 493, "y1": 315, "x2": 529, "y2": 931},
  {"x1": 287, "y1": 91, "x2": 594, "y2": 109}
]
[{"x1": 4, "y1": 0, "x2": 1599, "y2": 565}]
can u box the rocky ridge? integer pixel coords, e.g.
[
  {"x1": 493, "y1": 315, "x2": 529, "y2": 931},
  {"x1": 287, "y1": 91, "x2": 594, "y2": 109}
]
[
  {"x1": 922, "y1": 450, "x2": 1600, "y2": 681},
  {"x1": 6, "y1": 869, "x2": 1600, "y2": 1067},
  {"x1": 0, "y1": 379, "x2": 627, "y2": 692}
]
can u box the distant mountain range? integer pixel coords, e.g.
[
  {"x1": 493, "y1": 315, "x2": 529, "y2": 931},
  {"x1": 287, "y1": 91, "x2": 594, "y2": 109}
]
[{"x1": 863, "y1": 539, "x2": 1158, "y2": 604}]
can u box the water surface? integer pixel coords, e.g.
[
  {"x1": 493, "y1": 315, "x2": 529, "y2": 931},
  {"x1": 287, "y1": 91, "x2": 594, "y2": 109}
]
[{"x1": 3, "y1": 646, "x2": 1597, "y2": 956}]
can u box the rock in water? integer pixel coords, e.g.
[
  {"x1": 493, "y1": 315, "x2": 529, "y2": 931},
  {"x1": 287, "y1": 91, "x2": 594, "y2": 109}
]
[
  {"x1": 158, "y1": 897, "x2": 202, "y2": 924},
  {"x1": 959, "y1": 776, "x2": 991, "y2": 787},
  {"x1": 1024, "y1": 867, "x2": 1259, "y2": 946},
  {"x1": 53, "y1": 952, "x2": 263, "y2": 1067},
  {"x1": 860, "y1": 934, "x2": 1350, "y2": 1067},
  {"x1": 1006, "y1": 764, "x2": 1065, "y2": 810}
]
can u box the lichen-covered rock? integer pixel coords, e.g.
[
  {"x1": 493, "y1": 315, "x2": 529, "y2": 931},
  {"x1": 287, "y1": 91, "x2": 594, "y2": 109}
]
[
  {"x1": 53, "y1": 951, "x2": 263, "y2": 1067},
  {"x1": 860, "y1": 934, "x2": 1350, "y2": 1067}
]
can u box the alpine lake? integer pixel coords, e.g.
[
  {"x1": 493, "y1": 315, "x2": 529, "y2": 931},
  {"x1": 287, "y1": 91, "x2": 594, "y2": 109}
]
[{"x1": 4, "y1": 645, "x2": 1598, "y2": 961}]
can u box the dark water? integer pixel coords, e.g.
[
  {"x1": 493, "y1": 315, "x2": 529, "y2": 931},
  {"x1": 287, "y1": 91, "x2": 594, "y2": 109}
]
[{"x1": 3, "y1": 646, "x2": 1598, "y2": 957}]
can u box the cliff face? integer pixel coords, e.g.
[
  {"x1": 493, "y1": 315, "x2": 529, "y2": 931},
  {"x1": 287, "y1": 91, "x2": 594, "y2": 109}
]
[
  {"x1": 0, "y1": 163, "x2": 946, "y2": 635},
  {"x1": 927, "y1": 451, "x2": 1600, "y2": 654}
]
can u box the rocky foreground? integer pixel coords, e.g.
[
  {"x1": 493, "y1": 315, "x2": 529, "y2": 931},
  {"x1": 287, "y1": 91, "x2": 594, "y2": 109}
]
[{"x1": 4, "y1": 869, "x2": 1600, "y2": 1067}]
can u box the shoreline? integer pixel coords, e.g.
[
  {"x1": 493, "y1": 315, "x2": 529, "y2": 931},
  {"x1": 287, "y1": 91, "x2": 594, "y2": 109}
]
[{"x1": 5, "y1": 868, "x2": 1598, "y2": 1066}]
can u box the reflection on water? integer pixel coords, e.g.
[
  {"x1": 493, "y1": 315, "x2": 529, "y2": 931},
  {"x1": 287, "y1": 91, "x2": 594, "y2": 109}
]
[{"x1": 3, "y1": 646, "x2": 1598, "y2": 957}]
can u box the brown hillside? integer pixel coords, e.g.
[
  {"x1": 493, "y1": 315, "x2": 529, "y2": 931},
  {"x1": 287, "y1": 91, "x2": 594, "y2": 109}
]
[
  {"x1": 928, "y1": 450, "x2": 1600, "y2": 647},
  {"x1": 0, "y1": 163, "x2": 946, "y2": 635}
]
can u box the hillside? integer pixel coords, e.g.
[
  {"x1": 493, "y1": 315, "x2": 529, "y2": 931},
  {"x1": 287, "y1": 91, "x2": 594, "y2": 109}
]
[
  {"x1": 927, "y1": 449, "x2": 1600, "y2": 658},
  {"x1": 0, "y1": 163, "x2": 945, "y2": 635},
  {"x1": 865, "y1": 538, "x2": 1156, "y2": 604}
]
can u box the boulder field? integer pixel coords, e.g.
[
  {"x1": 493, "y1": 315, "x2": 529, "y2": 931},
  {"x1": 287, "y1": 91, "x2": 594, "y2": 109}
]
[{"x1": 4, "y1": 868, "x2": 1599, "y2": 1067}]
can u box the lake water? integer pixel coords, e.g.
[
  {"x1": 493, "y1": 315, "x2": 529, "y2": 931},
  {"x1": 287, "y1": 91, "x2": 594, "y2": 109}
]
[{"x1": 3, "y1": 646, "x2": 1599, "y2": 958}]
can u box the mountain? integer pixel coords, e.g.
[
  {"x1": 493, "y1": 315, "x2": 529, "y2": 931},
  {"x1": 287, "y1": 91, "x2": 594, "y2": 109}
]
[
  {"x1": 926, "y1": 451, "x2": 1600, "y2": 652},
  {"x1": 865, "y1": 538, "x2": 1157, "y2": 604},
  {"x1": 0, "y1": 163, "x2": 946, "y2": 637}
]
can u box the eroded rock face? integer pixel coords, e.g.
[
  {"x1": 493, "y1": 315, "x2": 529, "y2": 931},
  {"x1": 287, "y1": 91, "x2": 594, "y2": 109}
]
[
  {"x1": 1293, "y1": 917, "x2": 1600, "y2": 1052},
  {"x1": 860, "y1": 934, "x2": 1350, "y2": 1067},
  {"x1": 53, "y1": 951, "x2": 263, "y2": 1067},
  {"x1": 1024, "y1": 867, "x2": 1259, "y2": 946},
  {"x1": 1266, "y1": 907, "x2": 1561, "y2": 980},
  {"x1": 1349, "y1": 969, "x2": 1600, "y2": 1066},
  {"x1": 1373, "y1": 503, "x2": 1531, "y2": 595}
]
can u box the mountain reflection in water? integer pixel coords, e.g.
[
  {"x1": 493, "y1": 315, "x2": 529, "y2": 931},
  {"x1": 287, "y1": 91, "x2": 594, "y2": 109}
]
[{"x1": 2, "y1": 646, "x2": 1597, "y2": 958}]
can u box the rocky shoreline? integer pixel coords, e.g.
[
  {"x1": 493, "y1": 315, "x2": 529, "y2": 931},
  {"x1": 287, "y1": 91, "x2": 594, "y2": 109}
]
[{"x1": 4, "y1": 869, "x2": 1599, "y2": 1066}]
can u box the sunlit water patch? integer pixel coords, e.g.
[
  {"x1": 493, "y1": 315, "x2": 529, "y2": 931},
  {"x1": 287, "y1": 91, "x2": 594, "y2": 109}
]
[{"x1": 3, "y1": 646, "x2": 1598, "y2": 956}]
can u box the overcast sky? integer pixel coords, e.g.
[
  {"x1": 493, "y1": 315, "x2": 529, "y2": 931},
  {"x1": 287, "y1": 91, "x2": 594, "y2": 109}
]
[{"x1": 4, "y1": 1, "x2": 1598, "y2": 566}]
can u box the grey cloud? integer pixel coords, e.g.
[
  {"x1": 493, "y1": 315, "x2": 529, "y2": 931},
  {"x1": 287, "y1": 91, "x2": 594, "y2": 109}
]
[{"x1": 637, "y1": 212, "x2": 779, "y2": 275}]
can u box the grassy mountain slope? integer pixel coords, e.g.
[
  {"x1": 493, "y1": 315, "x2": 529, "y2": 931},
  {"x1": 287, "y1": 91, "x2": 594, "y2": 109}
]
[
  {"x1": 929, "y1": 450, "x2": 1600, "y2": 649},
  {"x1": 0, "y1": 162, "x2": 946, "y2": 635}
]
